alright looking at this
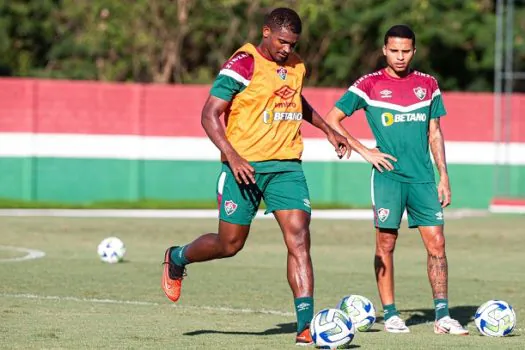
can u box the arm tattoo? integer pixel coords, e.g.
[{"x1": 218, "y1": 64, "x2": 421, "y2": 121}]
[
  {"x1": 428, "y1": 254, "x2": 448, "y2": 299},
  {"x1": 429, "y1": 120, "x2": 448, "y2": 177}
]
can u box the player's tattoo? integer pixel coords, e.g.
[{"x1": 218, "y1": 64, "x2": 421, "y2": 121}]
[
  {"x1": 429, "y1": 120, "x2": 448, "y2": 176},
  {"x1": 428, "y1": 254, "x2": 448, "y2": 299}
]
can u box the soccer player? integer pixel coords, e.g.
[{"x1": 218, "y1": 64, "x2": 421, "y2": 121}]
[
  {"x1": 325, "y1": 25, "x2": 469, "y2": 335},
  {"x1": 161, "y1": 7, "x2": 350, "y2": 346}
]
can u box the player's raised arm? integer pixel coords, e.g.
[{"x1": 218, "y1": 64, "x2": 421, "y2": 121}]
[
  {"x1": 326, "y1": 106, "x2": 397, "y2": 172},
  {"x1": 301, "y1": 95, "x2": 350, "y2": 159},
  {"x1": 201, "y1": 95, "x2": 255, "y2": 184},
  {"x1": 429, "y1": 118, "x2": 451, "y2": 207}
]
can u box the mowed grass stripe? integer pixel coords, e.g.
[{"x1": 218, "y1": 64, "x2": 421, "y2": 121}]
[
  {"x1": 0, "y1": 292, "x2": 294, "y2": 316},
  {"x1": 0, "y1": 216, "x2": 523, "y2": 349}
]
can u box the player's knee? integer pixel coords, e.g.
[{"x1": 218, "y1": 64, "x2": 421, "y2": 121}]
[
  {"x1": 220, "y1": 240, "x2": 245, "y2": 258},
  {"x1": 427, "y1": 234, "x2": 446, "y2": 255},
  {"x1": 376, "y1": 237, "x2": 396, "y2": 255},
  {"x1": 285, "y1": 227, "x2": 310, "y2": 254}
]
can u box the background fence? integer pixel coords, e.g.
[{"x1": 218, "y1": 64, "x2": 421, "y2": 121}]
[{"x1": 1, "y1": 78, "x2": 524, "y2": 208}]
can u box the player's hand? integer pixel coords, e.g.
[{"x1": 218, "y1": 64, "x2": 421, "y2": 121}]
[
  {"x1": 438, "y1": 176, "x2": 451, "y2": 208},
  {"x1": 226, "y1": 152, "x2": 255, "y2": 185},
  {"x1": 362, "y1": 148, "x2": 397, "y2": 172},
  {"x1": 327, "y1": 130, "x2": 351, "y2": 159}
]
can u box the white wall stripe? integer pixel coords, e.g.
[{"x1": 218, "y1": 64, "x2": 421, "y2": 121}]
[
  {"x1": 219, "y1": 69, "x2": 251, "y2": 86},
  {"x1": 1, "y1": 133, "x2": 525, "y2": 165}
]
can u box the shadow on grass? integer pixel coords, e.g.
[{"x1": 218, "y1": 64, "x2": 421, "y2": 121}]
[
  {"x1": 184, "y1": 322, "x2": 361, "y2": 347},
  {"x1": 184, "y1": 322, "x2": 296, "y2": 336},
  {"x1": 375, "y1": 306, "x2": 479, "y2": 326}
]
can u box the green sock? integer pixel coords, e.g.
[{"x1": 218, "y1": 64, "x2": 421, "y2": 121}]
[
  {"x1": 434, "y1": 298, "x2": 449, "y2": 320},
  {"x1": 170, "y1": 246, "x2": 189, "y2": 266},
  {"x1": 383, "y1": 303, "x2": 400, "y2": 321},
  {"x1": 294, "y1": 297, "x2": 314, "y2": 333}
]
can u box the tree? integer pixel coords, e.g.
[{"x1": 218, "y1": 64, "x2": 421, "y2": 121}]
[{"x1": 0, "y1": 0, "x2": 524, "y2": 91}]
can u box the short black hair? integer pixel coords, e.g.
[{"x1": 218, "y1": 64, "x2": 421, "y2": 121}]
[
  {"x1": 384, "y1": 25, "x2": 416, "y2": 46},
  {"x1": 264, "y1": 7, "x2": 302, "y2": 34}
]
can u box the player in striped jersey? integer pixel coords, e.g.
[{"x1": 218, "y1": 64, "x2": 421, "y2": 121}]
[{"x1": 326, "y1": 25, "x2": 469, "y2": 336}]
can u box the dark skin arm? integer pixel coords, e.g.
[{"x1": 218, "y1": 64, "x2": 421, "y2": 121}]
[
  {"x1": 301, "y1": 95, "x2": 351, "y2": 159},
  {"x1": 201, "y1": 95, "x2": 255, "y2": 184},
  {"x1": 429, "y1": 118, "x2": 451, "y2": 207}
]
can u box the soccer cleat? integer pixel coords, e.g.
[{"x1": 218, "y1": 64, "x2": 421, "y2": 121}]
[
  {"x1": 384, "y1": 315, "x2": 410, "y2": 333},
  {"x1": 434, "y1": 316, "x2": 469, "y2": 335},
  {"x1": 295, "y1": 326, "x2": 313, "y2": 346},
  {"x1": 161, "y1": 247, "x2": 186, "y2": 302}
]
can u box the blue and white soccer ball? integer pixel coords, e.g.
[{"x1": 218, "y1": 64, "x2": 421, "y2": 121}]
[
  {"x1": 475, "y1": 300, "x2": 516, "y2": 337},
  {"x1": 310, "y1": 308, "x2": 355, "y2": 349},
  {"x1": 337, "y1": 294, "x2": 376, "y2": 332},
  {"x1": 97, "y1": 237, "x2": 126, "y2": 264}
]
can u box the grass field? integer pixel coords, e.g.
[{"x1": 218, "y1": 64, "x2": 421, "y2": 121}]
[{"x1": 0, "y1": 215, "x2": 523, "y2": 349}]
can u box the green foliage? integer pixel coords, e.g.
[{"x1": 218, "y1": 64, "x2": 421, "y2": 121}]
[{"x1": 0, "y1": 0, "x2": 524, "y2": 90}]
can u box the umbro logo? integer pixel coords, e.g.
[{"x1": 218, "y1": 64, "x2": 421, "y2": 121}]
[
  {"x1": 297, "y1": 302, "x2": 310, "y2": 311},
  {"x1": 380, "y1": 89, "x2": 392, "y2": 98},
  {"x1": 273, "y1": 85, "x2": 296, "y2": 100}
]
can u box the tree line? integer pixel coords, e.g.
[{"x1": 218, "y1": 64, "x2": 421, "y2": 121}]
[{"x1": 1, "y1": 0, "x2": 524, "y2": 91}]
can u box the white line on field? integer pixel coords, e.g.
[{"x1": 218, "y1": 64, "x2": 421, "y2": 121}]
[
  {"x1": 0, "y1": 209, "x2": 488, "y2": 219},
  {"x1": 0, "y1": 246, "x2": 46, "y2": 262},
  {"x1": 0, "y1": 293, "x2": 294, "y2": 317}
]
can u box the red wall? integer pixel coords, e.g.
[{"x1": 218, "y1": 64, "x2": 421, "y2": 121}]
[{"x1": 1, "y1": 78, "x2": 524, "y2": 142}]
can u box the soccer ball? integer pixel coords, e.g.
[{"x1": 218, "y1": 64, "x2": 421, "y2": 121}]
[
  {"x1": 475, "y1": 300, "x2": 516, "y2": 337},
  {"x1": 310, "y1": 308, "x2": 355, "y2": 349},
  {"x1": 97, "y1": 237, "x2": 126, "y2": 264},
  {"x1": 337, "y1": 295, "x2": 376, "y2": 332}
]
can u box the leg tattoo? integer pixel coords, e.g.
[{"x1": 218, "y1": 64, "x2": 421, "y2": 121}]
[{"x1": 428, "y1": 254, "x2": 448, "y2": 299}]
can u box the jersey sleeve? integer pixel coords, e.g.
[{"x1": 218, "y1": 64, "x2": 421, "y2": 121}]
[
  {"x1": 335, "y1": 85, "x2": 368, "y2": 117},
  {"x1": 430, "y1": 78, "x2": 446, "y2": 119},
  {"x1": 210, "y1": 52, "x2": 254, "y2": 102}
]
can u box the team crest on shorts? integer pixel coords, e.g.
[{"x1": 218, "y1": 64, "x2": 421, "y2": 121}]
[
  {"x1": 224, "y1": 200, "x2": 238, "y2": 216},
  {"x1": 277, "y1": 67, "x2": 287, "y2": 80},
  {"x1": 413, "y1": 86, "x2": 427, "y2": 100},
  {"x1": 377, "y1": 208, "x2": 390, "y2": 222}
]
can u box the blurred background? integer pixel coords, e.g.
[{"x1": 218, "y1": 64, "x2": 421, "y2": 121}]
[{"x1": 0, "y1": 0, "x2": 524, "y2": 212}]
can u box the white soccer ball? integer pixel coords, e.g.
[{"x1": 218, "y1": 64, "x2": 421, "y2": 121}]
[
  {"x1": 337, "y1": 294, "x2": 376, "y2": 332},
  {"x1": 310, "y1": 308, "x2": 355, "y2": 349},
  {"x1": 475, "y1": 300, "x2": 516, "y2": 337},
  {"x1": 97, "y1": 237, "x2": 126, "y2": 264}
]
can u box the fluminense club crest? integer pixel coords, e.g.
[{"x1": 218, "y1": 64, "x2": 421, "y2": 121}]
[
  {"x1": 224, "y1": 200, "x2": 238, "y2": 216},
  {"x1": 277, "y1": 66, "x2": 287, "y2": 80},
  {"x1": 377, "y1": 208, "x2": 390, "y2": 222},
  {"x1": 413, "y1": 86, "x2": 427, "y2": 100}
]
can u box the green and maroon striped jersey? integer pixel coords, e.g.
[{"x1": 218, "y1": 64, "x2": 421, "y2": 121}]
[
  {"x1": 210, "y1": 52, "x2": 253, "y2": 101},
  {"x1": 335, "y1": 69, "x2": 446, "y2": 183}
]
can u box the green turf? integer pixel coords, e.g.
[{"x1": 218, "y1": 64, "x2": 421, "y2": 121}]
[{"x1": 0, "y1": 216, "x2": 523, "y2": 349}]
